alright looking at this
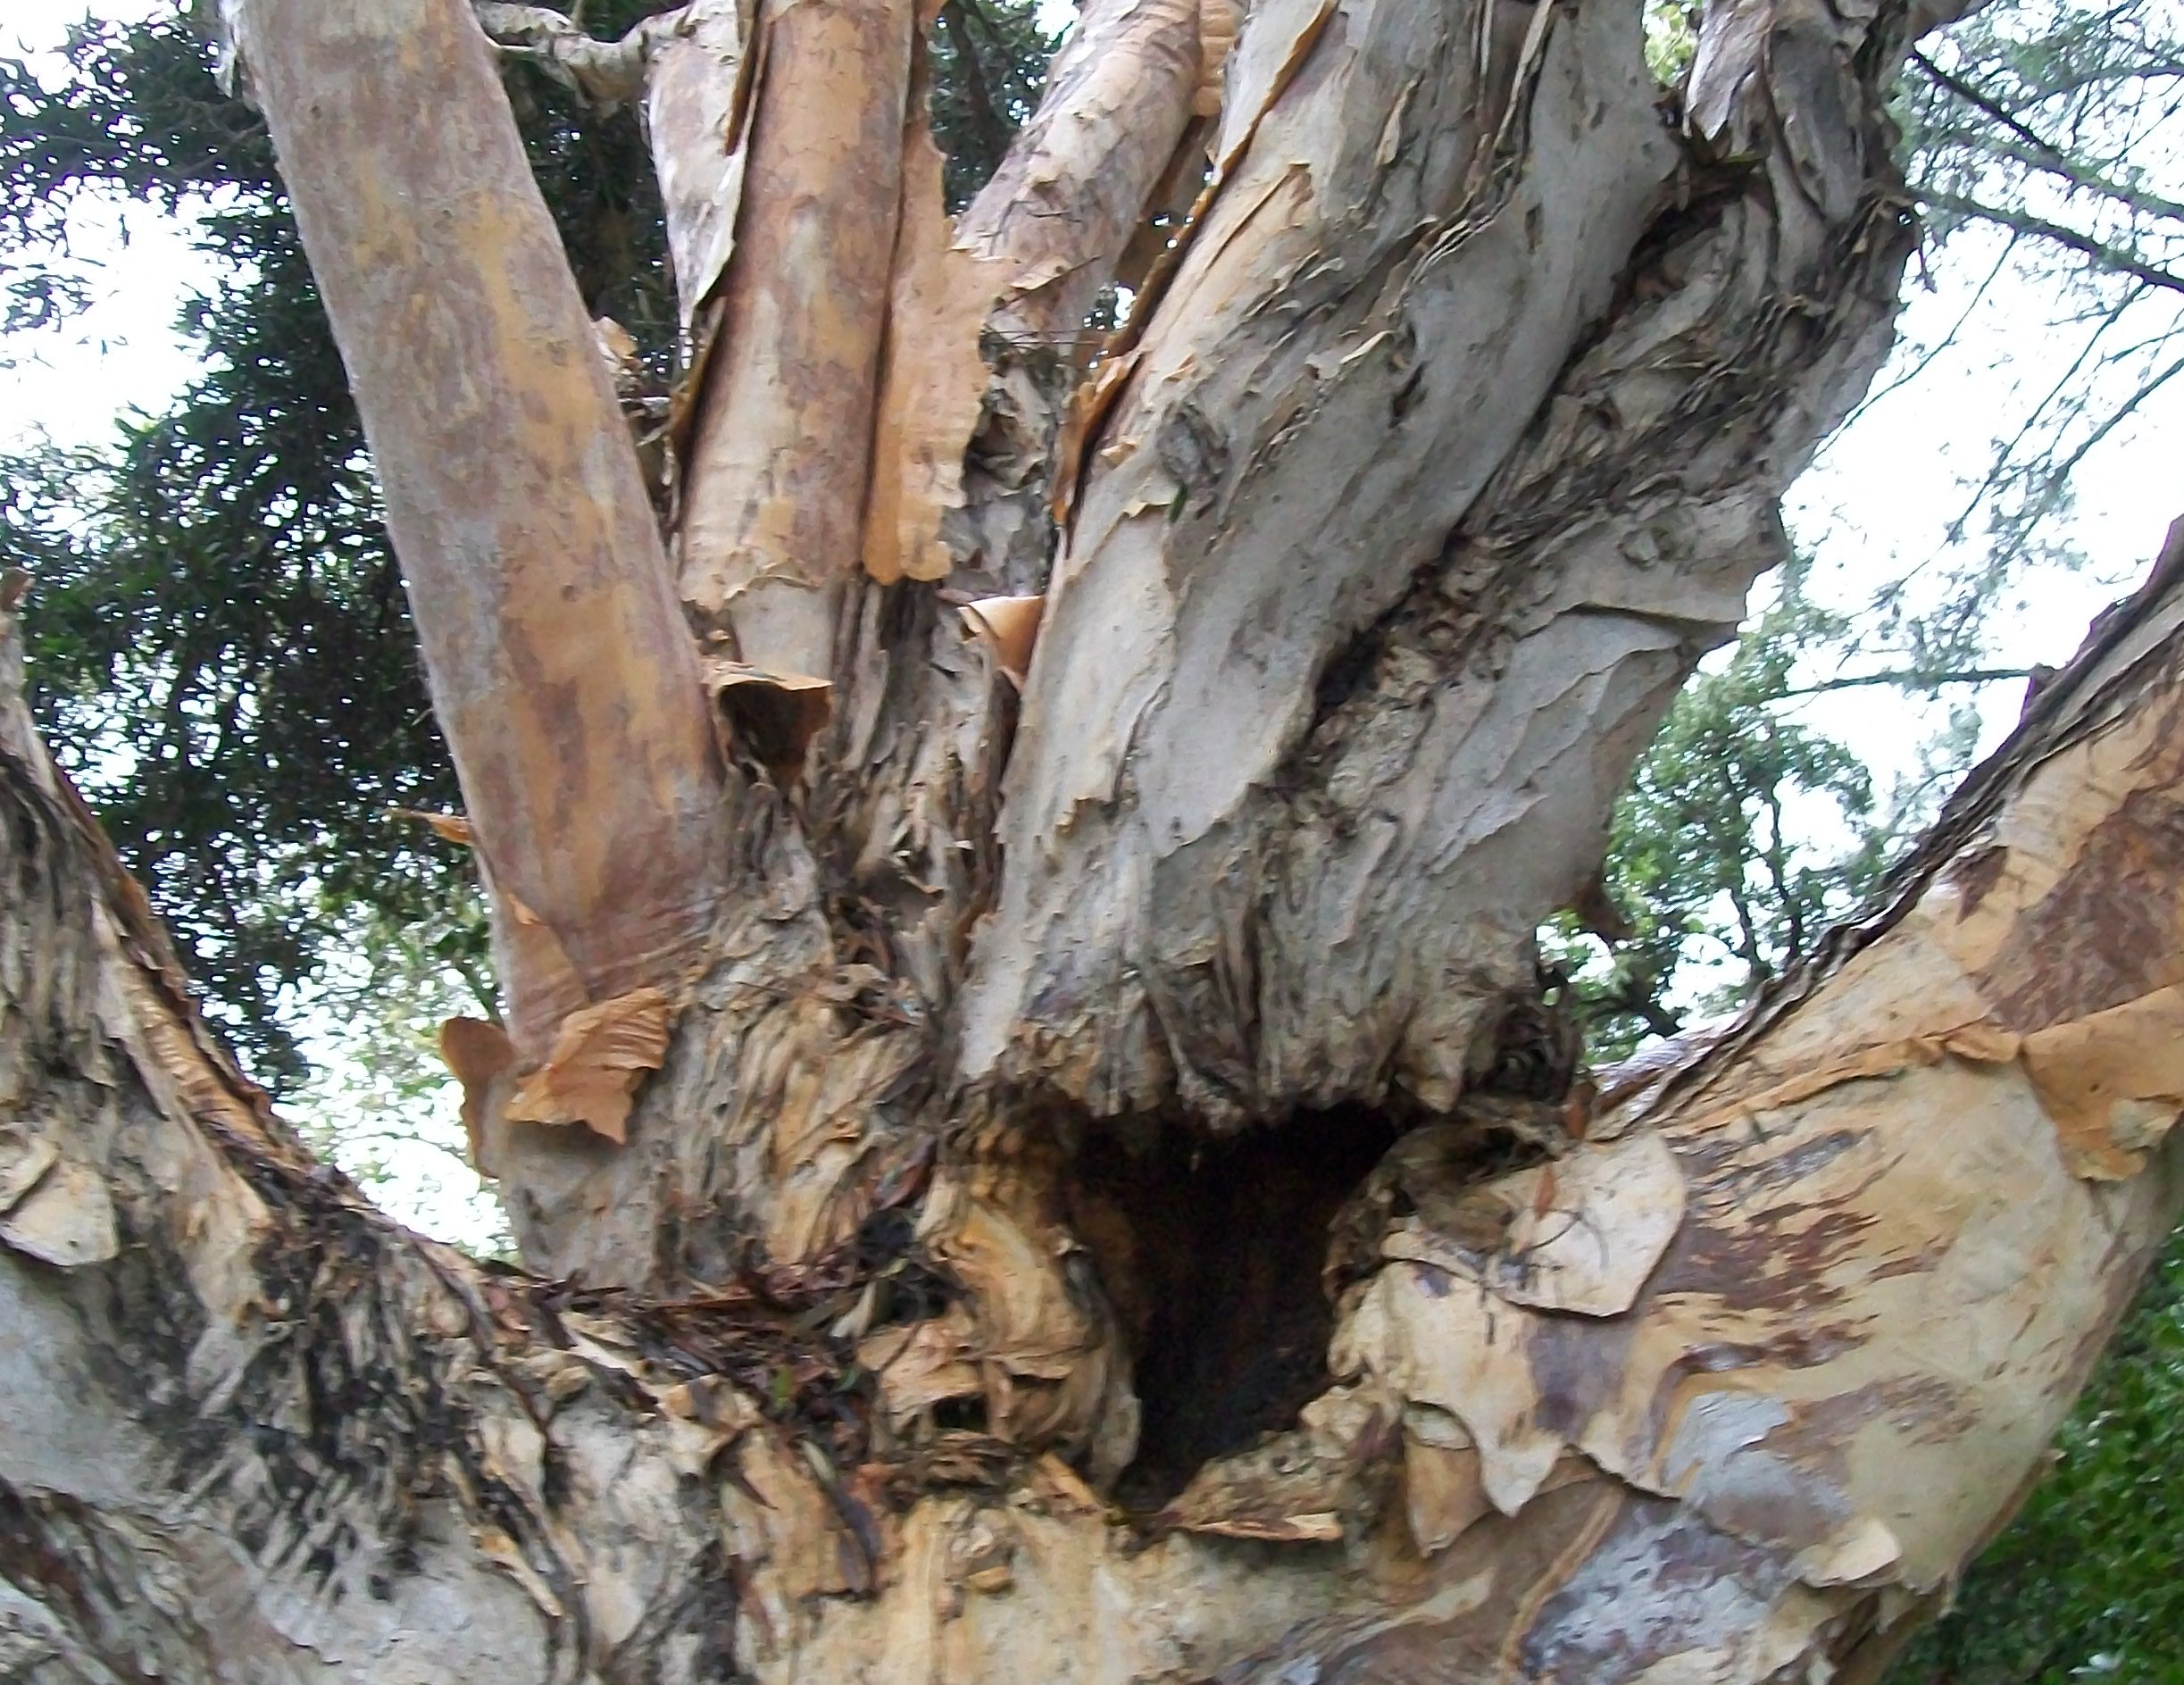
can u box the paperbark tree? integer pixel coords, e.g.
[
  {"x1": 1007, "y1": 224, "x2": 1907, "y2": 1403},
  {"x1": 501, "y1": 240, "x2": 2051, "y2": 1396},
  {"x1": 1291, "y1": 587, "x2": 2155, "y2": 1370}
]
[{"x1": 3, "y1": 0, "x2": 2180, "y2": 1679}]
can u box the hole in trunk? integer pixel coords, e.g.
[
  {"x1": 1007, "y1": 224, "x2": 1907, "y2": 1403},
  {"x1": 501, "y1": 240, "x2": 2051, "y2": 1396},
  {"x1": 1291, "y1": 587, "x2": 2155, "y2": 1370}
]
[{"x1": 1070, "y1": 1106, "x2": 1405, "y2": 1512}]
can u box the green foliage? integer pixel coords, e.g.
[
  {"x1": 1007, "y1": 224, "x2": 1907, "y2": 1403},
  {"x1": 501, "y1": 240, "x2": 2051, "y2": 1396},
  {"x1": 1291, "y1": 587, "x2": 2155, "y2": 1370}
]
[
  {"x1": 928, "y1": 0, "x2": 1059, "y2": 210},
  {"x1": 0, "y1": 13, "x2": 473, "y2": 1087},
  {"x1": 1545, "y1": 562, "x2": 1907, "y2": 1062},
  {"x1": 1641, "y1": 0, "x2": 1701, "y2": 87},
  {"x1": 1890, "y1": 1225, "x2": 2184, "y2": 1684}
]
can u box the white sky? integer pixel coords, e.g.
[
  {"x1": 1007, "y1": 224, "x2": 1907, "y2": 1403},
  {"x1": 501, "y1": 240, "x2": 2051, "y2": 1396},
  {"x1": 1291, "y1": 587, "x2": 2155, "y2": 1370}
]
[{"x1": 2, "y1": 0, "x2": 2179, "y2": 1243}]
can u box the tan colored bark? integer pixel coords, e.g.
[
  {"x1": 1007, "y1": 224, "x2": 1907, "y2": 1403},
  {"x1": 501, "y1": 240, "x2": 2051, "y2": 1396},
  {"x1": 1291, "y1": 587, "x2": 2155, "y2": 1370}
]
[
  {"x1": 480, "y1": 0, "x2": 1254, "y2": 1294},
  {"x1": 955, "y1": 0, "x2": 1207, "y2": 356},
  {"x1": 239, "y1": 0, "x2": 730, "y2": 1054},
  {"x1": 470, "y1": 0, "x2": 1957, "y2": 1314},
  {"x1": 862, "y1": 47, "x2": 1013, "y2": 585},
  {"x1": 1219, "y1": 521, "x2": 2184, "y2": 1678},
  {"x1": 674, "y1": 0, "x2": 915, "y2": 680},
  {"x1": 84, "y1": 4, "x2": 2184, "y2": 1675},
  {"x1": 935, "y1": 0, "x2": 1213, "y2": 588},
  {"x1": 473, "y1": 1, "x2": 690, "y2": 104}
]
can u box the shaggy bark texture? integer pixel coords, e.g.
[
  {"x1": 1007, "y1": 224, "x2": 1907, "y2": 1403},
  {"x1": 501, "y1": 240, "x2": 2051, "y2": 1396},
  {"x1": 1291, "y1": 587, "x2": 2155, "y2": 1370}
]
[
  {"x1": 453, "y1": 0, "x2": 1973, "y2": 1309},
  {"x1": 4, "y1": 529, "x2": 2181, "y2": 1680}
]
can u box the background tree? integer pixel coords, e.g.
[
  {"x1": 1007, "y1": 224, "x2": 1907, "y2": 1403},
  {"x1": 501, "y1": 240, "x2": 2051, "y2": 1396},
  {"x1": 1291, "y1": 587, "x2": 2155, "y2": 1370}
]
[
  {"x1": 1897, "y1": 0, "x2": 2184, "y2": 572},
  {"x1": 1546, "y1": 558, "x2": 1894, "y2": 1060}
]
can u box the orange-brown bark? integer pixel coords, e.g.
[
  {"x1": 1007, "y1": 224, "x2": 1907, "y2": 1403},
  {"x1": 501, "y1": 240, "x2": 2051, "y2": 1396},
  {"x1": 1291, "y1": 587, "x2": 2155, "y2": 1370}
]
[
  {"x1": 44, "y1": 0, "x2": 2170, "y2": 1675},
  {"x1": 5, "y1": 492, "x2": 2180, "y2": 1679},
  {"x1": 244, "y1": 0, "x2": 729, "y2": 1052},
  {"x1": 675, "y1": 0, "x2": 916, "y2": 680}
]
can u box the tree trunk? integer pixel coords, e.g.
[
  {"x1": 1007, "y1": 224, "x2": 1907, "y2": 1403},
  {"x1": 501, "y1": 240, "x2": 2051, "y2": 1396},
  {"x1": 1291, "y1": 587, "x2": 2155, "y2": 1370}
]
[{"x1": 4, "y1": 0, "x2": 2181, "y2": 1676}]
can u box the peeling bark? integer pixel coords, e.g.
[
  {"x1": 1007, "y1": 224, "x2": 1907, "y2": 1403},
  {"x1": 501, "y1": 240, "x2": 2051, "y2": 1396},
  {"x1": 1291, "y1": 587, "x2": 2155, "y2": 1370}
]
[
  {"x1": 945, "y1": 0, "x2": 1217, "y2": 588},
  {"x1": 956, "y1": 0, "x2": 1206, "y2": 355},
  {"x1": 862, "y1": 47, "x2": 1013, "y2": 587},
  {"x1": 479, "y1": 0, "x2": 1254, "y2": 1293},
  {"x1": 334, "y1": 0, "x2": 1963, "y2": 1319},
  {"x1": 955, "y1": 0, "x2": 1923, "y2": 1124},
  {"x1": 674, "y1": 0, "x2": 916, "y2": 679},
  {"x1": 4, "y1": 504, "x2": 2182, "y2": 1677},
  {"x1": 473, "y1": 1, "x2": 692, "y2": 105},
  {"x1": 645, "y1": 0, "x2": 758, "y2": 338}
]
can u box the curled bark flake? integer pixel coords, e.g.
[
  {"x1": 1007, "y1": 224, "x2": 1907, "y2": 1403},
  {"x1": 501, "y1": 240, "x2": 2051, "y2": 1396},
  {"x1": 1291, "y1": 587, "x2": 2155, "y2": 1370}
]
[
  {"x1": 2020, "y1": 985, "x2": 2184, "y2": 1177},
  {"x1": 0, "y1": 1157, "x2": 117, "y2": 1269},
  {"x1": 704, "y1": 657, "x2": 835, "y2": 787},
  {"x1": 391, "y1": 805, "x2": 478, "y2": 848},
  {"x1": 1378, "y1": 1129, "x2": 1686, "y2": 1317},
  {"x1": 1334, "y1": 1261, "x2": 1577, "y2": 1517},
  {"x1": 0, "y1": 1131, "x2": 59, "y2": 1214},
  {"x1": 440, "y1": 1015, "x2": 518, "y2": 1174},
  {"x1": 957, "y1": 593, "x2": 1045, "y2": 686},
  {"x1": 504, "y1": 988, "x2": 677, "y2": 1146}
]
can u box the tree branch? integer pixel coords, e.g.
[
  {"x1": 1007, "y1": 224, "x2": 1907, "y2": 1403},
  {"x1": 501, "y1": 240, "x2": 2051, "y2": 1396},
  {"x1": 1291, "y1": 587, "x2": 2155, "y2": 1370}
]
[
  {"x1": 1918, "y1": 126, "x2": 2184, "y2": 225},
  {"x1": 1776, "y1": 664, "x2": 2036, "y2": 698},
  {"x1": 1920, "y1": 187, "x2": 2184, "y2": 296},
  {"x1": 955, "y1": 0, "x2": 1205, "y2": 351},
  {"x1": 1909, "y1": 46, "x2": 2184, "y2": 224},
  {"x1": 471, "y1": 1, "x2": 689, "y2": 106},
  {"x1": 242, "y1": 0, "x2": 731, "y2": 1049},
  {"x1": 958, "y1": 0, "x2": 1948, "y2": 1120},
  {"x1": 671, "y1": 0, "x2": 914, "y2": 678}
]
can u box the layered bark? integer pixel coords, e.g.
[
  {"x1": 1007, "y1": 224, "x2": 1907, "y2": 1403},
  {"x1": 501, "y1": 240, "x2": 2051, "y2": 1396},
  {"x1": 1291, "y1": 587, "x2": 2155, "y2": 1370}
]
[
  {"x1": 4, "y1": 521, "x2": 2182, "y2": 1679},
  {"x1": 471, "y1": 0, "x2": 1231, "y2": 1291},
  {"x1": 461, "y1": 0, "x2": 1954, "y2": 1335},
  {"x1": 954, "y1": 0, "x2": 1205, "y2": 352},
  {"x1": 955, "y1": 0, "x2": 1932, "y2": 1122},
  {"x1": 674, "y1": 0, "x2": 915, "y2": 678}
]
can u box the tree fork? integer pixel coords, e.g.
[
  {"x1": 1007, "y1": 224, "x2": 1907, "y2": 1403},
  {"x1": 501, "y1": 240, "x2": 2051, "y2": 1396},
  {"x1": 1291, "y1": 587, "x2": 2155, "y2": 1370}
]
[
  {"x1": 2, "y1": 522, "x2": 2180, "y2": 1679},
  {"x1": 32, "y1": 0, "x2": 2171, "y2": 1671},
  {"x1": 246, "y1": 0, "x2": 2000, "y2": 1461}
]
